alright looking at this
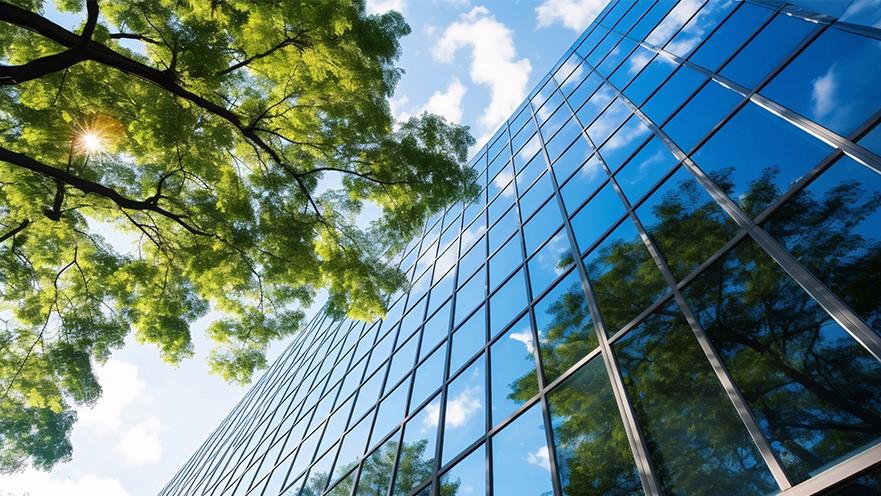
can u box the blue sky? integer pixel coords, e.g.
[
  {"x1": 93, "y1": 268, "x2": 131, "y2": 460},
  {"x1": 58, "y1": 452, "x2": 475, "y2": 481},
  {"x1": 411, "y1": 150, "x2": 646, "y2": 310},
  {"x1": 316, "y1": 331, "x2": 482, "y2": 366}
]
[{"x1": 0, "y1": 1, "x2": 606, "y2": 494}]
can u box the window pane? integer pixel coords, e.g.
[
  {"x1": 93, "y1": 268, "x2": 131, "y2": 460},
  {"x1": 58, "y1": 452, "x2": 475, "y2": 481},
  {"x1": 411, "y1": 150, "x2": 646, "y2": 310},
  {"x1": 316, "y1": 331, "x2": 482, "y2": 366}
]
[
  {"x1": 412, "y1": 344, "x2": 445, "y2": 411},
  {"x1": 689, "y1": 2, "x2": 772, "y2": 71},
  {"x1": 534, "y1": 270, "x2": 597, "y2": 382},
  {"x1": 355, "y1": 431, "x2": 398, "y2": 496},
  {"x1": 692, "y1": 102, "x2": 830, "y2": 217},
  {"x1": 624, "y1": 54, "x2": 677, "y2": 107},
  {"x1": 762, "y1": 27, "x2": 881, "y2": 136},
  {"x1": 520, "y1": 171, "x2": 554, "y2": 220},
  {"x1": 523, "y1": 197, "x2": 564, "y2": 255},
  {"x1": 642, "y1": 65, "x2": 706, "y2": 126},
  {"x1": 720, "y1": 13, "x2": 816, "y2": 89},
  {"x1": 489, "y1": 268, "x2": 528, "y2": 337},
  {"x1": 392, "y1": 395, "x2": 440, "y2": 495},
  {"x1": 491, "y1": 403, "x2": 555, "y2": 496},
  {"x1": 489, "y1": 234, "x2": 522, "y2": 291},
  {"x1": 614, "y1": 136, "x2": 679, "y2": 204},
  {"x1": 528, "y1": 229, "x2": 575, "y2": 297},
  {"x1": 370, "y1": 379, "x2": 408, "y2": 448},
  {"x1": 587, "y1": 97, "x2": 631, "y2": 147},
  {"x1": 683, "y1": 239, "x2": 881, "y2": 482},
  {"x1": 599, "y1": 114, "x2": 652, "y2": 172},
  {"x1": 663, "y1": 80, "x2": 741, "y2": 153},
  {"x1": 615, "y1": 302, "x2": 777, "y2": 495},
  {"x1": 333, "y1": 413, "x2": 371, "y2": 482},
  {"x1": 491, "y1": 314, "x2": 538, "y2": 426},
  {"x1": 764, "y1": 156, "x2": 881, "y2": 336},
  {"x1": 636, "y1": 166, "x2": 739, "y2": 281},
  {"x1": 552, "y1": 134, "x2": 594, "y2": 183},
  {"x1": 421, "y1": 300, "x2": 451, "y2": 359},
  {"x1": 548, "y1": 356, "x2": 641, "y2": 495},
  {"x1": 450, "y1": 305, "x2": 486, "y2": 375},
  {"x1": 584, "y1": 218, "x2": 667, "y2": 336},
  {"x1": 440, "y1": 444, "x2": 485, "y2": 493},
  {"x1": 664, "y1": 0, "x2": 738, "y2": 59},
  {"x1": 570, "y1": 182, "x2": 626, "y2": 254},
  {"x1": 455, "y1": 271, "x2": 486, "y2": 325},
  {"x1": 442, "y1": 358, "x2": 486, "y2": 465},
  {"x1": 558, "y1": 154, "x2": 604, "y2": 215}
]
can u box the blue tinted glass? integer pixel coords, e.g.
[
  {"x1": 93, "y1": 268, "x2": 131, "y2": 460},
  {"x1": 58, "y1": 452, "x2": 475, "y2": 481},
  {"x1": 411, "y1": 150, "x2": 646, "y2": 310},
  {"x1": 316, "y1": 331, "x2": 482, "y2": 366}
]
[
  {"x1": 370, "y1": 379, "x2": 408, "y2": 447},
  {"x1": 489, "y1": 235, "x2": 522, "y2": 291},
  {"x1": 489, "y1": 205, "x2": 519, "y2": 252},
  {"x1": 560, "y1": 154, "x2": 608, "y2": 214},
  {"x1": 333, "y1": 413, "x2": 371, "y2": 481},
  {"x1": 624, "y1": 54, "x2": 677, "y2": 106},
  {"x1": 457, "y1": 239, "x2": 484, "y2": 284},
  {"x1": 589, "y1": 98, "x2": 631, "y2": 147},
  {"x1": 692, "y1": 102, "x2": 831, "y2": 216},
  {"x1": 664, "y1": 0, "x2": 738, "y2": 59},
  {"x1": 489, "y1": 268, "x2": 528, "y2": 337},
  {"x1": 720, "y1": 13, "x2": 815, "y2": 89},
  {"x1": 491, "y1": 403, "x2": 555, "y2": 496},
  {"x1": 387, "y1": 335, "x2": 417, "y2": 389},
  {"x1": 683, "y1": 239, "x2": 881, "y2": 482},
  {"x1": 547, "y1": 118, "x2": 586, "y2": 163},
  {"x1": 609, "y1": 45, "x2": 655, "y2": 89},
  {"x1": 442, "y1": 358, "x2": 486, "y2": 465},
  {"x1": 540, "y1": 102, "x2": 572, "y2": 140},
  {"x1": 628, "y1": 0, "x2": 677, "y2": 42},
  {"x1": 520, "y1": 172, "x2": 554, "y2": 219},
  {"x1": 637, "y1": 166, "x2": 738, "y2": 281},
  {"x1": 514, "y1": 132, "x2": 542, "y2": 171},
  {"x1": 642, "y1": 65, "x2": 706, "y2": 126},
  {"x1": 394, "y1": 395, "x2": 440, "y2": 495},
  {"x1": 598, "y1": 38, "x2": 636, "y2": 77},
  {"x1": 548, "y1": 356, "x2": 641, "y2": 495},
  {"x1": 356, "y1": 432, "x2": 397, "y2": 495},
  {"x1": 491, "y1": 314, "x2": 538, "y2": 426},
  {"x1": 455, "y1": 271, "x2": 486, "y2": 325},
  {"x1": 663, "y1": 80, "x2": 741, "y2": 153},
  {"x1": 523, "y1": 197, "x2": 564, "y2": 255},
  {"x1": 839, "y1": 0, "x2": 881, "y2": 27},
  {"x1": 690, "y1": 2, "x2": 772, "y2": 71},
  {"x1": 615, "y1": 136, "x2": 679, "y2": 204},
  {"x1": 645, "y1": 0, "x2": 700, "y2": 47},
  {"x1": 583, "y1": 218, "x2": 667, "y2": 335},
  {"x1": 576, "y1": 84, "x2": 616, "y2": 128},
  {"x1": 598, "y1": 114, "x2": 651, "y2": 172},
  {"x1": 440, "y1": 444, "x2": 485, "y2": 492},
  {"x1": 534, "y1": 269, "x2": 597, "y2": 382},
  {"x1": 568, "y1": 72, "x2": 603, "y2": 110},
  {"x1": 570, "y1": 182, "x2": 626, "y2": 253},
  {"x1": 450, "y1": 305, "x2": 486, "y2": 375},
  {"x1": 517, "y1": 151, "x2": 548, "y2": 192},
  {"x1": 421, "y1": 300, "x2": 451, "y2": 358},
  {"x1": 412, "y1": 344, "x2": 446, "y2": 410},
  {"x1": 552, "y1": 134, "x2": 593, "y2": 183},
  {"x1": 615, "y1": 301, "x2": 777, "y2": 494},
  {"x1": 353, "y1": 368, "x2": 383, "y2": 421},
  {"x1": 764, "y1": 156, "x2": 881, "y2": 336},
  {"x1": 762, "y1": 27, "x2": 881, "y2": 136},
  {"x1": 859, "y1": 123, "x2": 881, "y2": 156},
  {"x1": 488, "y1": 182, "x2": 515, "y2": 224},
  {"x1": 428, "y1": 270, "x2": 454, "y2": 314},
  {"x1": 528, "y1": 229, "x2": 575, "y2": 297}
]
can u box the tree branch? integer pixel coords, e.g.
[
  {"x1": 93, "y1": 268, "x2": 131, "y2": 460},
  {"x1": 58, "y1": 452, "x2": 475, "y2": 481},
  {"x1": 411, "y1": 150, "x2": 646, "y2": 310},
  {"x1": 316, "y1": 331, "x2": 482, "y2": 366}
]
[
  {"x1": 0, "y1": 145, "x2": 210, "y2": 236},
  {"x1": 0, "y1": 219, "x2": 30, "y2": 244},
  {"x1": 108, "y1": 32, "x2": 160, "y2": 45},
  {"x1": 216, "y1": 31, "x2": 310, "y2": 76}
]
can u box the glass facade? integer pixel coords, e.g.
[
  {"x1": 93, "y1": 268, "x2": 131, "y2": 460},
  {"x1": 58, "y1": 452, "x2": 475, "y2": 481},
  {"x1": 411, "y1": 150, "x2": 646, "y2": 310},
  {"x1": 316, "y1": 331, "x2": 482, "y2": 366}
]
[{"x1": 161, "y1": 1, "x2": 881, "y2": 495}]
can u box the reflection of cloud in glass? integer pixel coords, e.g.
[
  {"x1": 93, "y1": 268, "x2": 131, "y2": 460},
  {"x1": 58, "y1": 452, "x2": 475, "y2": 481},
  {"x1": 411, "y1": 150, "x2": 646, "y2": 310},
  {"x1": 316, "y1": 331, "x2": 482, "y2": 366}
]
[
  {"x1": 426, "y1": 386, "x2": 482, "y2": 429},
  {"x1": 519, "y1": 134, "x2": 542, "y2": 160},
  {"x1": 508, "y1": 328, "x2": 535, "y2": 355},
  {"x1": 535, "y1": 231, "x2": 570, "y2": 275},
  {"x1": 493, "y1": 170, "x2": 515, "y2": 195},
  {"x1": 627, "y1": 51, "x2": 653, "y2": 76},
  {"x1": 601, "y1": 117, "x2": 649, "y2": 153},
  {"x1": 646, "y1": 0, "x2": 703, "y2": 46},
  {"x1": 459, "y1": 223, "x2": 486, "y2": 250},
  {"x1": 527, "y1": 445, "x2": 551, "y2": 472},
  {"x1": 623, "y1": 149, "x2": 666, "y2": 186},
  {"x1": 559, "y1": 59, "x2": 583, "y2": 89},
  {"x1": 810, "y1": 64, "x2": 838, "y2": 121}
]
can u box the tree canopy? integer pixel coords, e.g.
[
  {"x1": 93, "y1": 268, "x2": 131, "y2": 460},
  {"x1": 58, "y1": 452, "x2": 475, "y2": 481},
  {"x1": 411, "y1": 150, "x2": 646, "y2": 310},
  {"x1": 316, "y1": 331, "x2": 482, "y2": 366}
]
[{"x1": 0, "y1": 0, "x2": 477, "y2": 473}]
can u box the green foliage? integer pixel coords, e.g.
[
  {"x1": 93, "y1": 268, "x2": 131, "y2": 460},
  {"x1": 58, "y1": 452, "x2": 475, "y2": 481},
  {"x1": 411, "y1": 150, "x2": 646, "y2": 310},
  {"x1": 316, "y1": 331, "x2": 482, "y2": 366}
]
[{"x1": 0, "y1": 0, "x2": 476, "y2": 472}]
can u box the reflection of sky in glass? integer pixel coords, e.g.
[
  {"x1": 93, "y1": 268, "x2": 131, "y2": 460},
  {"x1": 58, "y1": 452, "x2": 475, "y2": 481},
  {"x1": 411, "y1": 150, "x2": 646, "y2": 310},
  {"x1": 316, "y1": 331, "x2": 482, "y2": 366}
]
[
  {"x1": 690, "y1": 2, "x2": 772, "y2": 72},
  {"x1": 520, "y1": 172, "x2": 555, "y2": 220},
  {"x1": 665, "y1": 0, "x2": 736, "y2": 58},
  {"x1": 440, "y1": 444, "x2": 485, "y2": 494},
  {"x1": 450, "y1": 306, "x2": 486, "y2": 375},
  {"x1": 646, "y1": 0, "x2": 703, "y2": 47},
  {"x1": 599, "y1": 114, "x2": 651, "y2": 171},
  {"x1": 570, "y1": 182, "x2": 626, "y2": 253},
  {"x1": 615, "y1": 136, "x2": 678, "y2": 204},
  {"x1": 642, "y1": 65, "x2": 705, "y2": 126},
  {"x1": 442, "y1": 359, "x2": 486, "y2": 465},
  {"x1": 763, "y1": 26, "x2": 881, "y2": 137},
  {"x1": 491, "y1": 403, "x2": 554, "y2": 496},
  {"x1": 624, "y1": 53, "x2": 677, "y2": 106},
  {"x1": 524, "y1": 197, "x2": 564, "y2": 254},
  {"x1": 491, "y1": 314, "x2": 538, "y2": 425},
  {"x1": 560, "y1": 154, "x2": 607, "y2": 213},
  {"x1": 528, "y1": 229, "x2": 573, "y2": 296},
  {"x1": 663, "y1": 79, "x2": 741, "y2": 153},
  {"x1": 490, "y1": 235, "x2": 522, "y2": 290},
  {"x1": 489, "y1": 269, "x2": 528, "y2": 336}
]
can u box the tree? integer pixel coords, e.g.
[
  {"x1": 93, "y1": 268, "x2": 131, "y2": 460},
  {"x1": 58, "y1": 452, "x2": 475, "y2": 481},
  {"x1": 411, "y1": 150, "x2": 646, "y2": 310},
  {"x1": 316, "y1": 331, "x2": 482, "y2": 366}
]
[
  {"x1": 512, "y1": 165, "x2": 881, "y2": 494},
  {"x1": 0, "y1": 0, "x2": 477, "y2": 473}
]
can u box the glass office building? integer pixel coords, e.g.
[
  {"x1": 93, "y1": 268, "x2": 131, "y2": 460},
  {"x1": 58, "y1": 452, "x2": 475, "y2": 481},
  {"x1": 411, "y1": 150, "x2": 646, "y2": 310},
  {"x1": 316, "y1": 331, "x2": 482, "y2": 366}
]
[{"x1": 161, "y1": 1, "x2": 881, "y2": 494}]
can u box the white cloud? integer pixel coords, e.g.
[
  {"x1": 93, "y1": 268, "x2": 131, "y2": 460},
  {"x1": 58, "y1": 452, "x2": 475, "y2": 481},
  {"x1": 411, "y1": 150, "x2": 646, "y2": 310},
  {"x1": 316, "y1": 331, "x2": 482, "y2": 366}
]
[
  {"x1": 527, "y1": 445, "x2": 551, "y2": 471},
  {"x1": 115, "y1": 416, "x2": 166, "y2": 466},
  {"x1": 509, "y1": 328, "x2": 535, "y2": 355},
  {"x1": 424, "y1": 78, "x2": 468, "y2": 124},
  {"x1": 645, "y1": 0, "x2": 702, "y2": 46},
  {"x1": 0, "y1": 470, "x2": 130, "y2": 496},
  {"x1": 426, "y1": 385, "x2": 482, "y2": 429},
  {"x1": 76, "y1": 359, "x2": 165, "y2": 466},
  {"x1": 433, "y1": 7, "x2": 532, "y2": 133},
  {"x1": 811, "y1": 65, "x2": 838, "y2": 121},
  {"x1": 535, "y1": 0, "x2": 606, "y2": 32},
  {"x1": 77, "y1": 359, "x2": 147, "y2": 433},
  {"x1": 365, "y1": 0, "x2": 405, "y2": 14}
]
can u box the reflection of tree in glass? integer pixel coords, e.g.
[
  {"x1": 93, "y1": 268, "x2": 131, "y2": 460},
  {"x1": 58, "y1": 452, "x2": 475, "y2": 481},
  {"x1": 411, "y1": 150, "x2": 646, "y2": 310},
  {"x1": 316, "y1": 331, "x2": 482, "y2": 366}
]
[
  {"x1": 300, "y1": 440, "x2": 460, "y2": 496},
  {"x1": 507, "y1": 166, "x2": 881, "y2": 492}
]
